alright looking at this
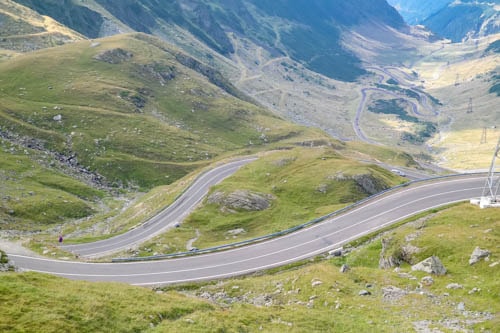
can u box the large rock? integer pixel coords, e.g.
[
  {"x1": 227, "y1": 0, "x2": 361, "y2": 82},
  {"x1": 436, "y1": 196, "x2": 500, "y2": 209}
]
[
  {"x1": 207, "y1": 190, "x2": 275, "y2": 211},
  {"x1": 411, "y1": 256, "x2": 447, "y2": 275},
  {"x1": 0, "y1": 250, "x2": 15, "y2": 272},
  {"x1": 379, "y1": 237, "x2": 401, "y2": 269},
  {"x1": 382, "y1": 286, "x2": 408, "y2": 300},
  {"x1": 469, "y1": 247, "x2": 490, "y2": 265},
  {"x1": 353, "y1": 174, "x2": 389, "y2": 195}
]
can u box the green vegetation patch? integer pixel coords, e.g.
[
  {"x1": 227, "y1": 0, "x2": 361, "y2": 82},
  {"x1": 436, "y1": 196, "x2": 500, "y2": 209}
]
[
  {"x1": 368, "y1": 98, "x2": 437, "y2": 144},
  {"x1": 344, "y1": 141, "x2": 419, "y2": 168},
  {"x1": 368, "y1": 98, "x2": 418, "y2": 122},
  {"x1": 0, "y1": 272, "x2": 215, "y2": 333},
  {"x1": 0, "y1": 139, "x2": 103, "y2": 229}
]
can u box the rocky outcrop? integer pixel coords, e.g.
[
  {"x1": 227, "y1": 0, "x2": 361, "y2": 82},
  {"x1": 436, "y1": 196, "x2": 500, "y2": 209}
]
[
  {"x1": 411, "y1": 256, "x2": 447, "y2": 275},
  {"x1": 340, "y1": 264, "x2": 350, "y2": 273},
  {"x1": 0, "y1": 250, "x2": 15, "y2": 272},
  {"x1": 379, "y1": 237, "x2": 420, "y2": 269},
  {"x1": 382, "y1": 286, "x2": 407, "y2": 300},
  {"x1": 379, "y1": 237, "x2": 402, "y2": 269},
  {"x1": 446, "y1": 283, "x2": 463, "y2": 290},
  {"x1": 469, "y1": 247, "x2": 490, "y2": 265},
  {"x1": 174, "y1": 52, "x2": 252, "y2": 102},
  {"x1": 93, "y1": 48, "x2": 133, "y2": 64},
  {"x1": 135, "y1": 62, "x2": 176, "y2": 86},
  {"x1": 358, "y1": 289, "x2": 371, "y2": 296},
  {"x1": 353, "y1": 174, "x2": 389, "y2": 195},
  {"x1": 207, "y1": 190, "x2": 275, "y2": 212}
]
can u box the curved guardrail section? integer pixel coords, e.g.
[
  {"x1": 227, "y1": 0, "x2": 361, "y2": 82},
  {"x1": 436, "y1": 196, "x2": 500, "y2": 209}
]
[{"x1": 112, "y1": 172, "x2": 491, "y2": 262}]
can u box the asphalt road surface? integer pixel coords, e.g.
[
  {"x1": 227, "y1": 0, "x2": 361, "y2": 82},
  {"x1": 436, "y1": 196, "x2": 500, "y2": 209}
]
[
  {"x1": 60, "y1": 157, "x2": 257, "y2": 258},
  {"x1": 8, "y1": 174, "x2": 486, "y2": 286}
]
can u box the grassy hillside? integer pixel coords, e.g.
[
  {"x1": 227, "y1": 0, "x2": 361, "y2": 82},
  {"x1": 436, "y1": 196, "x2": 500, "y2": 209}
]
[
  {"x1": 0, "y1": 33, "x2": 309, "y2": 191},
  {"x1": 0, "y1": 138, "x2": 104, "y2": 230},
  {"x1": 128, "y1": 146, "x2": 405, "y2": 256},
  {"x1": 1, "y1": 203, "x2": 497, "y2": 332},
  {"x1": 0, "y1": 32, "x2": 332, "y2": 234}
]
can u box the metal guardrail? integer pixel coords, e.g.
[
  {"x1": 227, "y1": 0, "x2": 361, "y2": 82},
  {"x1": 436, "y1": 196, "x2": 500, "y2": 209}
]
[{"x1": 112, "y1": 172, "x2": 491, "y2": 262}]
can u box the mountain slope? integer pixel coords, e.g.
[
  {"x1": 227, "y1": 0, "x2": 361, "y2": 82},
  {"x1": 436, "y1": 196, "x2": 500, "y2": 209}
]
[
  {"x1": 0, "y1": 33, "x2": 312, "y2": 191},
  {"x1": 423, "y1": 1, "x2": 500, "y2": 42},
  {"x1": 388, "y1": 0, "x2": 499, "y2": 42},
  {"x1": 12, "y1": 0, "x2": 103, "y2": 38},
  {"x1": 387, "y1": 0, "x2": 451, "y2": 25},
  {"x1": 14, "y1": 0, "x2": 408, "y2": 82}
]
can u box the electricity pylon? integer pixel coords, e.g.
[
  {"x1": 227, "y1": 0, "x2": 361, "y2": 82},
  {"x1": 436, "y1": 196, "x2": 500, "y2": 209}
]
[
  {"x1": 482, "y1": 136, "x2": 500, "y2": 201},
  {"x1": 481, "y1": 127, "x2": 487, "y2": 144}
]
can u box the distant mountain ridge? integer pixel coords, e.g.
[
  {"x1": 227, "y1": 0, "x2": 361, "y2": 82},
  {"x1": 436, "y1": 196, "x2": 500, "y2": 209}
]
[
  {"x1": 12, "y1": 0, "x2": 408, "y2": 82},
  {"x1": 423, "y1": 1, "x2": 500, "y2": 42},
  {"x1": 387, "y1": 0, "x2": 451, "y2": 25},
  {"x1": 388, "y1": 0, "x2": 499, "y2": 42},
  {"x1": 0, "y1": 0, "x2": 83, "y2": 53}
]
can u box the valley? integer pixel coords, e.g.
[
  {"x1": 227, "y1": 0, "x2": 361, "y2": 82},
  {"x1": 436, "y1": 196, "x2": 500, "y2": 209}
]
[{"x1": 0, "y1": 1, "x2": 498, "y2": 332}]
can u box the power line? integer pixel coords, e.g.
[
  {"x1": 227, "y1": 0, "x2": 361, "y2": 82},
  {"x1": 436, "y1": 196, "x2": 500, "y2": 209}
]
[{"x1": 481, "y1": 127, "x2": 487, "y2": 144}]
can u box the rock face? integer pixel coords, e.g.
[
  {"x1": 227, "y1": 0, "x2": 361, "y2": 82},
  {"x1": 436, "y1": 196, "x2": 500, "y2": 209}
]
[
  {"x1": 469, "y1": 247, "x2": 490, "y2": 265},
  {"x1": 379, "y1": 237, "x2": 401, "y2": 269},
  {"x1": 207, "y1": 190, "x2": 275, "y2": 212},
  {"x1": 93, "y1": 48, "x2": 133, "y2": 64},
  {"x1": 353, "y1": 174, "x2": 389, "y2": 195},
  {"x1": 411, "y1": 256, "x2": 447, "y2": 275}
]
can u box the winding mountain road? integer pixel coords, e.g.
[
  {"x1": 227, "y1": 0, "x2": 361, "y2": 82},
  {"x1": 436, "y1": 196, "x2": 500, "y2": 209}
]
[
  {"x1": 354, "y1": 66, "x2": 440, "y2": 144},
  {"x1": 7, "y1": 171, "x2": 486, "y2": 287},
  {"x1": 61, "y1": 157, "x2": 257, "y2": 258}
]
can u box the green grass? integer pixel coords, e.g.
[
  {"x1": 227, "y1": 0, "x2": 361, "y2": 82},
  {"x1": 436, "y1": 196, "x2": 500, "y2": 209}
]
[
  {"x1": 1, "y1": 203, "x2": 497, "y2": 332},
  {"x1": 0, "y1": 138, "x2": 103, "y2": 230},
  {"x1": 344, "y1": 141, "x2": 420, "y2": 168},
  {"x1": 134, "y1": 147, "x2": 404, "y2": 255},
  {"x1": 0, "y1": 272, "x2": 216, "y2": 333}
]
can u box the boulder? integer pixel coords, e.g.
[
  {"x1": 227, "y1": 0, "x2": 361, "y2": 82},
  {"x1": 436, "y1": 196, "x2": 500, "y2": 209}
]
[
  {"x1": 421, "y1": 276, "x2": 434, "y2": 286},
  {"x1": 207, "y1": 190, "x2": 275, "y2": 211},
  {"x1": 411, "y1": 256, "x2": 446, "y2": 275},
  {"x1": 379, "y1": 237, "x2": 401, "y2": 269},
  {"x1": 353, "y1": 174, "x2": 388, "y2": 195},
  {"x1": 93, "y1": 48, "x2": 133, "y2": 64},
  {"x1": 227, "y1": 228, "x2": 246, "y2": 236},
  {"x1": 311, "y1": 279, "x2": 323, "y2": 288},
  {"x1": 446, "y1": 283, "x2": 463, "y2": 290},
  {"x1": 340, "y1": 264, "x2": 350, "y2": 273},
  {"x1": 469, "y1": 247, "x2": 490, "y2": 265},
  {"x1": 382, "y1": 286, "x2": 407, "y2": 300},
  {"x1": 358, "y1": 290, "x2": 371, "y2": 296}
]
